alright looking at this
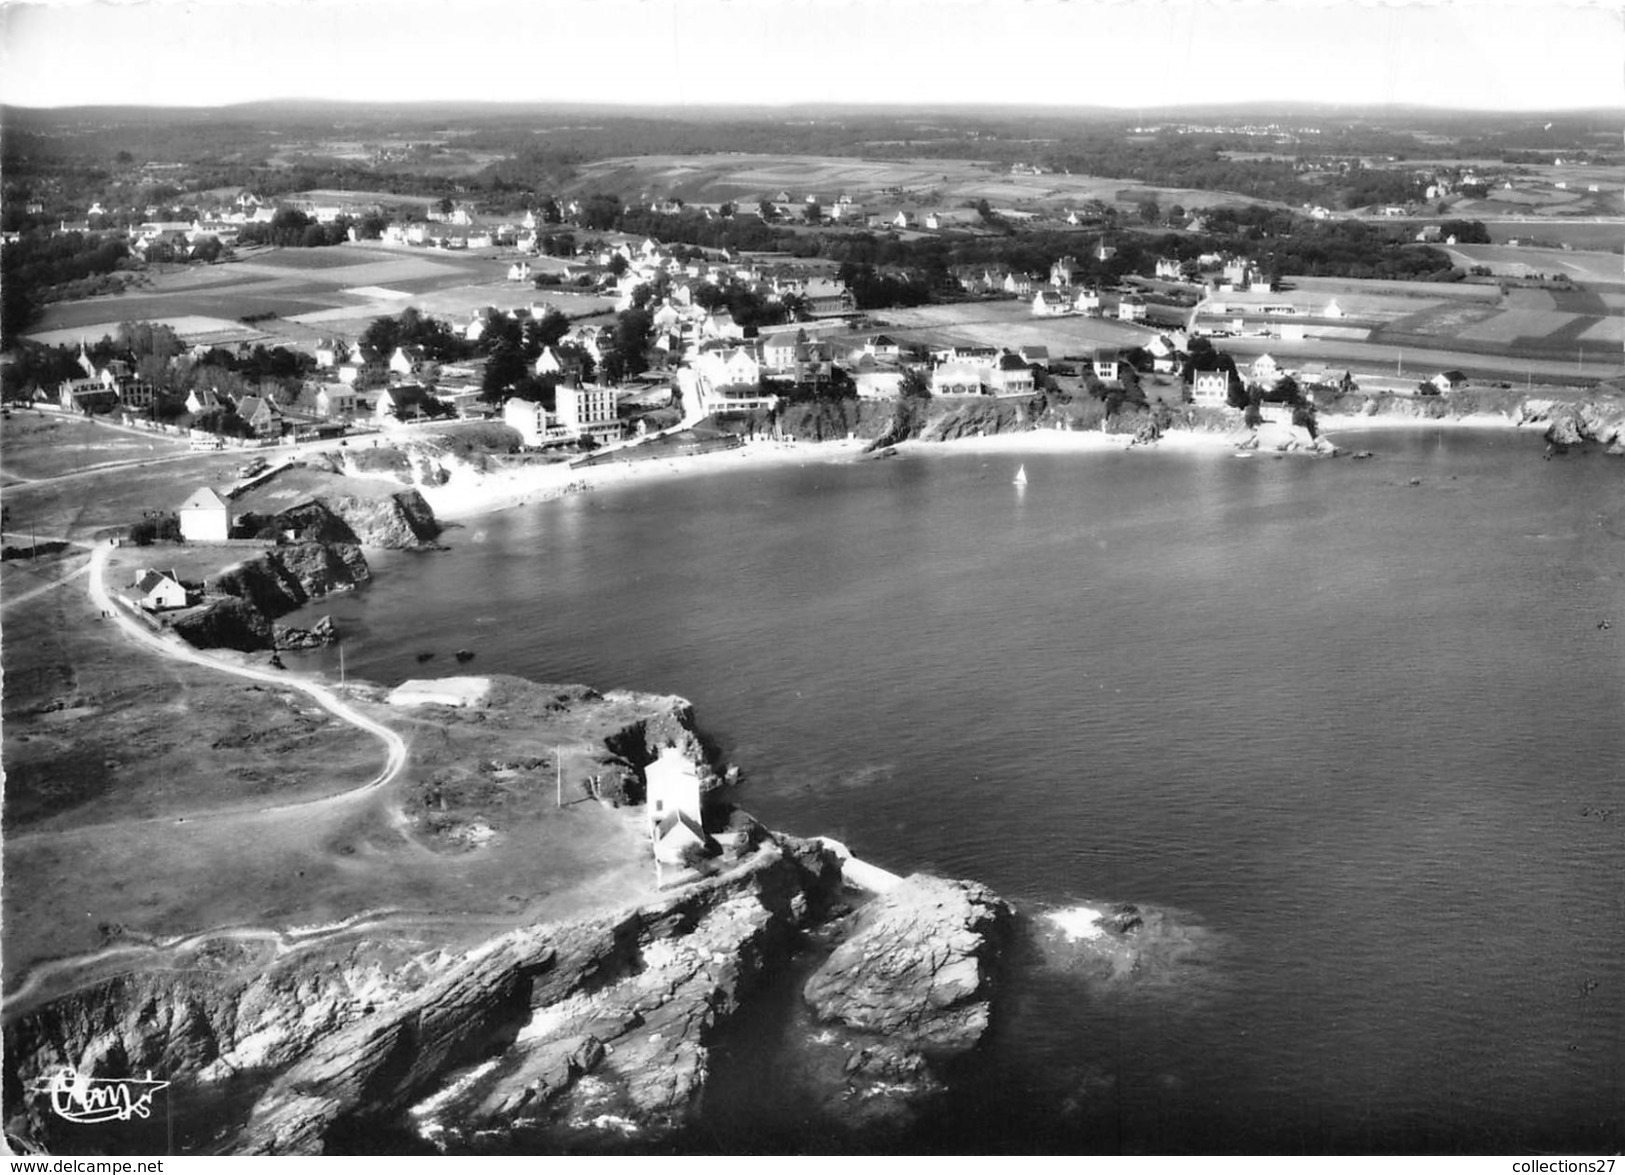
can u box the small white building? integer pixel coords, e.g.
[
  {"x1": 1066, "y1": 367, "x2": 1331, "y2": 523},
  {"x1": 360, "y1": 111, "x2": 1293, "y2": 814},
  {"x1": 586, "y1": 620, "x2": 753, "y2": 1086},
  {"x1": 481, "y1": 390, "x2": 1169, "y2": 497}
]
[
  {"x1": 1191, "y1": 369, "x2": 1231, "y2": 406},
  {"x1": 178, "y1": 487, "x2": 231, "y2": 542},
  {"x1": 315, "y1": 384, "x2": 362, "y2": 419},
  {"x1": 135, "y1": 569, "x2": 189, "y2": 611},
  {"x1": 503, "y1": 396, "x2": 563, "y2": 446},
  {"x1": 645, "y1": 744, "x2": 709, "y2": 865}
]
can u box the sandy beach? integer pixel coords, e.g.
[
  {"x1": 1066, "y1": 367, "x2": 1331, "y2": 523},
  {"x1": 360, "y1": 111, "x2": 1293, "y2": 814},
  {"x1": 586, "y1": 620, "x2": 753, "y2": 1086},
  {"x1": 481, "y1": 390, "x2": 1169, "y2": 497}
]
[
  {"x1": 417, "y1": 411, "x2": 1538, "y2": 524},
  {"x1": 418, "y1": 436, "x2": 872, "y2": 521}
]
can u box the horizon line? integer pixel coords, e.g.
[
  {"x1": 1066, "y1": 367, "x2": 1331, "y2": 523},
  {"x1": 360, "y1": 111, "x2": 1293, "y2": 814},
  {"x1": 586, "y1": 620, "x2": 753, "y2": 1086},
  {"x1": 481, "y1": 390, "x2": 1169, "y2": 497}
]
[{"x1": 3, "y1": 97, "x2": 1620, "y2": 117}]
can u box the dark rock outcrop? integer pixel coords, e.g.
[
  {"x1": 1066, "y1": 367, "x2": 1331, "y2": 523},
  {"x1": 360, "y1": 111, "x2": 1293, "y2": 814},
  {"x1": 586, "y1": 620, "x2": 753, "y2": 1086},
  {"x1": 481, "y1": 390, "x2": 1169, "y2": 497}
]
[
  {"x1": 274, "y1": 615, "x2": 337, "y2": 649},
  {"x1": 168, "y1": 596, "x2": 273, "y2": 652},
  {"x1": 211, "y1": 542, "x2": 369, "y2": 620},
  {"x1": 803, "y1": 874, "x2": 1013, "y2": 1059}
]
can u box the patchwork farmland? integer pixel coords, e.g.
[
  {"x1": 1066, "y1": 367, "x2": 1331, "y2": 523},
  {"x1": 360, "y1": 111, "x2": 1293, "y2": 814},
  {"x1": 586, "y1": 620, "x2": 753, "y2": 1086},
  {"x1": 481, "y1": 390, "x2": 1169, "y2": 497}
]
[{"x1": 26, "y1": 242, "x2": 615, "y2": 352}]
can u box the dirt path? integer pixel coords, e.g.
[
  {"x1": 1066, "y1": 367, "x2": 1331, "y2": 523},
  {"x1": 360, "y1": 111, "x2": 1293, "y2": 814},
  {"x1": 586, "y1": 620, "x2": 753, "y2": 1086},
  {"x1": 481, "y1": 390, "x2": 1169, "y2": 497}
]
[
  {"x1": 82, "y1": 540, "x2": 407, "y2": 820},
  {"x1": 3, "y1": 545, "x2": 418, "y2": 1013}
]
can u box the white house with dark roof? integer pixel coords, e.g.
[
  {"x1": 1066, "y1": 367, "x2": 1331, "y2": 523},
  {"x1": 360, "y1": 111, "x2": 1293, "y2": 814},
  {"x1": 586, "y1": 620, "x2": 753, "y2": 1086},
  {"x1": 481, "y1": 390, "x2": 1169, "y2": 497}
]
[
  {"x1": 1032, "y1": 290, "x2": 1070, "y2": 317},
  {"x1": 178, "y1": 487, "x2": 231, "y2": 542},
  {"x1": 134, "y1": 569, "x2": 189, "y2": 611},
  {"x1": 315, "y1": 384, "x2": 362, "y2": 419},
  {"x1": 375, "y1": 384, "x2": 441, "y2": 424}
]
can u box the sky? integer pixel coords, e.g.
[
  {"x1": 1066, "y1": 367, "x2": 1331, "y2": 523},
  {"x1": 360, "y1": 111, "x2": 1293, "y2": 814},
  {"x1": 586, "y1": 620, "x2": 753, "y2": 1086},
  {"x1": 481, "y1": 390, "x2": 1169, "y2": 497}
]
[{"x1": 0, "y1": 0, "x2": 1620, "y2": 111}]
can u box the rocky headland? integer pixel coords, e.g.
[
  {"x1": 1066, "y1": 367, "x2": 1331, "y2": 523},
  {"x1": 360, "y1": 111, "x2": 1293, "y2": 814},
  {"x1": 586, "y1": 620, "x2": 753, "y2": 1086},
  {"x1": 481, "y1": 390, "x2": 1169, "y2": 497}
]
[
  {"x1": 164, "y1": 490, "x2": 441, "y2": 654},
  {"x1": 3, "y1": 820, "x2": 1017, "y2": 1155}
]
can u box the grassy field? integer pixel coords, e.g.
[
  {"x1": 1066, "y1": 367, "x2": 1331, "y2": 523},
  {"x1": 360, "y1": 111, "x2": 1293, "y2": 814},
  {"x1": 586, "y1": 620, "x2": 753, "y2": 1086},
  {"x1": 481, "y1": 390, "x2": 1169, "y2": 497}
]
[
  {"x1": 1, "y1": 439, "x2": 255, "y2": 542},
  {"x1": 879, "y1": 302, "x2": 1161, "y2": 354},
  {"x1": 565, "y1": 153, "x2": 1281, "y2": 214},
  {"x1": 0, "y1": 412, "x2": 193, "y2": 483},
  {"x1": 2, "y1": 452, "x2": 683, "y2": 1001},
  {"x1": 2, "y1": 560, "x2": 666, "y2": 992},
  {"x1": 26, "y1": 243, "x2": 540, "y2": 353}
]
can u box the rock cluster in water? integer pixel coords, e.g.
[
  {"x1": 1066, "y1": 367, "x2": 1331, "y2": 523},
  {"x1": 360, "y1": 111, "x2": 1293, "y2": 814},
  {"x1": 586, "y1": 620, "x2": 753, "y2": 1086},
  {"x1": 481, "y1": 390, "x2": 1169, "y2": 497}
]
[{"x1": 804, "y1": 874, "x2": 1013, "y2": 1059}]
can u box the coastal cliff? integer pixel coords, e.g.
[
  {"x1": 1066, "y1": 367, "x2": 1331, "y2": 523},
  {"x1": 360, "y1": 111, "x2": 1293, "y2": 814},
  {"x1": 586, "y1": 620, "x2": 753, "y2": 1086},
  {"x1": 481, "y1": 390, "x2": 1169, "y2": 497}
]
[
  {"x1": 166, "y1": 492, "x2": 443, "y2": 653},
  {"x1": 168, "y1": 540, "x2": 369, "y2": 652},
  {"x1": 2, "y1": 831, "x2": 1014, "y2": 1154}
]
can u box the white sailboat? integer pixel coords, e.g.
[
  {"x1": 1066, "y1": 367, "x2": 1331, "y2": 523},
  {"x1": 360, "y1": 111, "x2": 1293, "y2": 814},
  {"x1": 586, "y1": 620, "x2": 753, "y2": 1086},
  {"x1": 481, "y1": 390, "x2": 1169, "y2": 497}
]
[{"x1": 1013, "y1": 464, "x2": 1028, "y2": 486}]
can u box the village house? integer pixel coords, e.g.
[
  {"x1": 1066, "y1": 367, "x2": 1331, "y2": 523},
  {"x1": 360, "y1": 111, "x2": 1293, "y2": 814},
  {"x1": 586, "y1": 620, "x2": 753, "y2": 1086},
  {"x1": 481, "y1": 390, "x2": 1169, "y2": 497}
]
[
  {"x1": 314, "y1": 338, "x2": 348, "y2": 369},
  {"x1": 1092, "y1": 349, "x2": 1123, "y2": 383},
  {"x1": 1074, "y1": 288, "x2": 1102, "y2": 315},
  {"x1": 1154, "y1": 257, "x2": 1185, "y2": 280},
  {"x1": 988, "y1": 352, "x2": 1037, "y2": 396},
  {"x1": 1018, "y1": 345, "x2": 1050, "y2": 369},
  {"x1": 1191, "y1": 369, "x2": 1232, "y2": 406},
  {"x1": 178, "y1": 487, "x2": 232, "y2": 542},
  {"x1": 185, "y1": 387, "x2": 223, "y2": 416},
  {"x1": 337, "y1": 350, "x2": 388, "y2": 390},
  {"x1": 1117, "y1": 296, "x2": 1147, "y2": 322},
  {"x1": 135, "y1": 569, "x2": 190, "y2": 611},
  {"x1": 861, "y1": 334, "x2": 902, "y2": 362},
  {"x1": 534, "y1": 346, "x2": 584, "y2": 381},
  {"x1": 1429, "y1": 370, "x2": 1469, "y2": 394},
  {"x1": 315, "y1": 384, "x2": 363, "y2": 419},
  {"x1": 503, "y1": 395, "x2": 564, "y2": 446},
  {"x1": 693, "y1": 344, "x2": 762, "y2": 392},
  {"x1": 389, "y1": 346, "x2": 426, "y2": 380},
  {"x1": 1249, "y1": 354, "x2": 1283, "y2": 388},
  {"x1": 931, "y1": 360, "x2": 989, "y2": 396},
  {"x1": 1032, "y1": 290, "x2": 1070, "y2": 317},
  {"x1": 374, "y1": 384, "x2": 441, "y2": 424},
  {"x1": 233, "y1": 395, "x2": 284, "y2": 438},
  {"x1": 801, "y1": 278, "x2": 855, "y2": 317}
]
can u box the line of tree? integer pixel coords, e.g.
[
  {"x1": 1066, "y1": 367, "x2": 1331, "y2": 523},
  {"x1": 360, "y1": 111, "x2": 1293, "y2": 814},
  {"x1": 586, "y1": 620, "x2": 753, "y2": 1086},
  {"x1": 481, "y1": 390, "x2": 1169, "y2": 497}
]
[{"x1": 1, "y1": 231, "x2": 133, "y2": 341}]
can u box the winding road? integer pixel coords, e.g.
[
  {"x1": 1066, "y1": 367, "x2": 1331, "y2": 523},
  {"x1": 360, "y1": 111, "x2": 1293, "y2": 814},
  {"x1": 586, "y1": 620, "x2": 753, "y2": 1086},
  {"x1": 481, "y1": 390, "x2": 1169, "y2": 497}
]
[
  {"x1": 84, "y1": 540, "x2": 407, "y2": 818},
  {"x1": 2, "y1": 545, "x2": 415, "y2": 1013}
]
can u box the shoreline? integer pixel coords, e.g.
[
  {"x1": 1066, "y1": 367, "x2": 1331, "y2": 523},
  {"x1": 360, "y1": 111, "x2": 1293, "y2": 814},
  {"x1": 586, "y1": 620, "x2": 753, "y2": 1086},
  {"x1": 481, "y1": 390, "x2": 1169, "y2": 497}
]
[
  {"x1": 418, "y1": 436, "x2": 871, "y2": 521},
  {"x1": 418, "y1": 411, "x2": 1544, "y2": 525}
]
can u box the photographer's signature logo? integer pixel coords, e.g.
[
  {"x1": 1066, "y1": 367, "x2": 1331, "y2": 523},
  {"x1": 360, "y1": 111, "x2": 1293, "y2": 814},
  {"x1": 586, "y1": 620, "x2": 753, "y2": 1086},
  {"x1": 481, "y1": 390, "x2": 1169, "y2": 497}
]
[{"x1": 29, "y1": 1068, "x2": 170, "y2": 1124}]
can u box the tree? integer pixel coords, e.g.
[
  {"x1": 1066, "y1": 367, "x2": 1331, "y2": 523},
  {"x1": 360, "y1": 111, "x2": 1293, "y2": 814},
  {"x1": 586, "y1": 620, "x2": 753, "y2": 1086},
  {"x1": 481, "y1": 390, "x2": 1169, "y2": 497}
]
[
  {"x1": 900, "y1": 367, "x2": 931, "y2": 399},
  {"x1": 804, "y1": 201, "x2": 822, "y2": 224},
  {"x1": 482, "y1": 342, "x2": 527, "y2": 402},
  {"x1": 437, "y1": 196, "x2": 455, "y2": 217},
  {"x1": 612, "y1": 307, "x2": 654, "y2": 379},
  {"x1": 607, "y1": 253, "x2": 629, "y2": 277},
  {"x1": 1265, "y1": 374, "x2": 1302, "y2": 404},
  {"x1": 524, "y1": 309, "x2": 570, "y2": 355},
  {"x1": 1138, "y1": 198, "x2": 1161, "y2": 225},
  {"x1": 360, "y1": 315, "x2": 400, "y2": 358},
  {"x1": 757, "y1": 200, "x2": 776, "y2": 222}
]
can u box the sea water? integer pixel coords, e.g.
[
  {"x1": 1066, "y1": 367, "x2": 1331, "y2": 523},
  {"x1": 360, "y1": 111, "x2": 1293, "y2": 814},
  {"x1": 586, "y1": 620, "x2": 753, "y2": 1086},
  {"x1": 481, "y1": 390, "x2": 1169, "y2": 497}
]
[{"x1": 295, "y1": 428, "x2": 1625, "y2": 1153}]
